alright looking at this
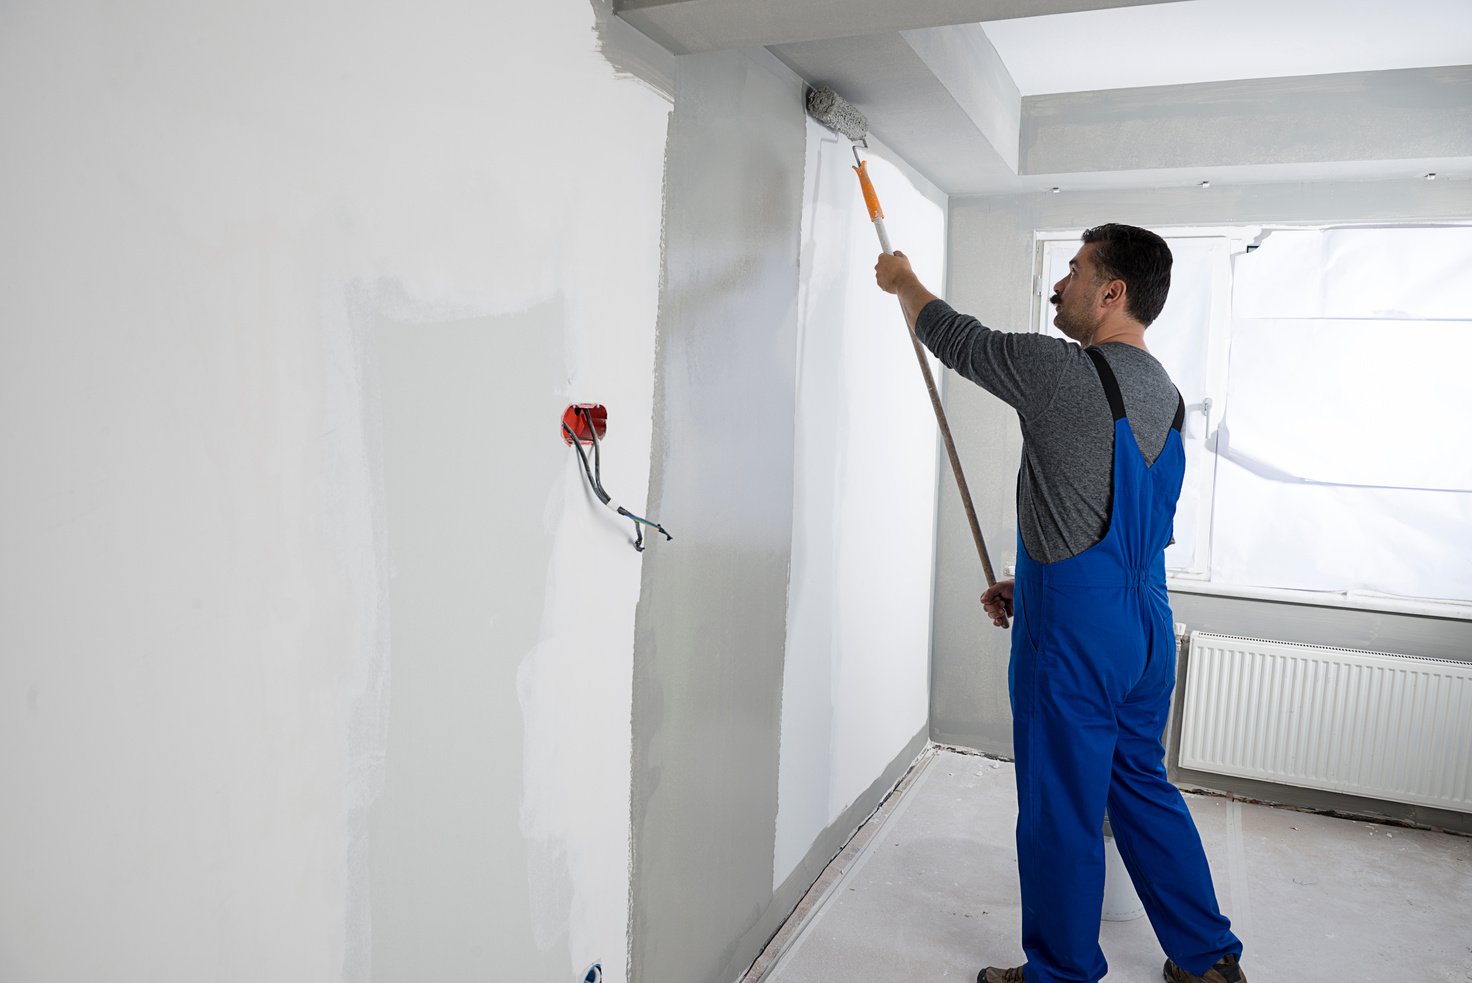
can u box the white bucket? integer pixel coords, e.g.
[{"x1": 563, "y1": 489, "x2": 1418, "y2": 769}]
[{"x1": 1101, "y1": 825, "x2": 1145, "y2": 921}]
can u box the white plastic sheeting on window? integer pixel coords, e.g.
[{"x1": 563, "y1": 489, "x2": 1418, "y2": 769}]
[
  {"x1": 1211, "y1": 455, "x2": 1472, "y2": 601},
  {"x1": 1215, "y1": 226, "x2": 1472, "y2": 601},
  {"x1": 1223, "y1": 319, "x2": 1472, "y2": 491},
  {"x1": 1232, "y1": 226, "x2": 1472, "y2": 320},
  {"x1": 1138, "y1": 238, "x2": 1231, "y2": 575}
]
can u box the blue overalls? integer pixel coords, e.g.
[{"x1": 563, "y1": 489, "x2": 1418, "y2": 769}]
[{"x1": 1009, "y1": 347, "x2": 1241, "y2": 983}]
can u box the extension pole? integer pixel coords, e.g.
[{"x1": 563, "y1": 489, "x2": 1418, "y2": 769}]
[{"x1": 852, "y1": 154, "x2": 1008, "y2": 628}]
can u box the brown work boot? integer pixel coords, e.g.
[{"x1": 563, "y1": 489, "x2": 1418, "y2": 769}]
[
  {"x1": 1163, "y1": 953, "x2": 1246, "y2": 982},
  {"x1": 977, "y1": 967, "x2": 1025, "y2": 983}
]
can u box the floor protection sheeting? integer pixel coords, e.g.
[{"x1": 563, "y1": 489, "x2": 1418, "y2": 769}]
[{"x1": 763, "y1": 749, "x2": 1472, "y2": 982}]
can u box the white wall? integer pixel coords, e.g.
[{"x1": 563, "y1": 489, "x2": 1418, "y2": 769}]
[
  {"x1": 0, "y1": 2, "x2": 669, "y2": 981},
  {"x1": 774, "y1": 125, "x2": 944, "y2": 888},
  {"x1": 1, "y1": 2, "x2": 966, "y2": 979}
]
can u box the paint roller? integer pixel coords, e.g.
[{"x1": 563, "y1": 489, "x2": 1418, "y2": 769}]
[{"x1": 805, "y1": 86, "x2": 1008, "y2": 629}]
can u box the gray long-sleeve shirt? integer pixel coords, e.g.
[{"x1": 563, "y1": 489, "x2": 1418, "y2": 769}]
[{"x1": 915, "y1": 299, "x2": 1181, "y2": 565}]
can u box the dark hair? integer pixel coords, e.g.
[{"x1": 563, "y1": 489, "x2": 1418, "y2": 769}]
[{"x1": 1081, "y1": 224, "x2": 1172, "y2": 326}]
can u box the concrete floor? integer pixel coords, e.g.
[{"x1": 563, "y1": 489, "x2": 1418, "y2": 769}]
[{"x1": 758, "y1": 749, "x2": 1472, "y2": 983}]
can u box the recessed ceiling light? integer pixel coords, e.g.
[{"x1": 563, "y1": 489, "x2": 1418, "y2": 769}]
[
  {"x1": 1199, "y1": 180, "x2": 1212, "y2": 189},
  {"x1": 1050, "y1": 186, "x2": 1061, "y2": 194},
  {"x1": 1425, "y1": 172, "x2": 1438, "y2": 181}
]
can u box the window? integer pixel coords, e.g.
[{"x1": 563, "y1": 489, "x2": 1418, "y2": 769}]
[{"x1": 1035, "y1": 225, "x2": 1472, "y2": 606}]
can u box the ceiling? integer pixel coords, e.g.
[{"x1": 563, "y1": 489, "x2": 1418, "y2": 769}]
[
  {"x1": 616, "y1": 0, "x2": 1472, "y2": 196},
  {"x1": 984, "y1": 0, "x2": 1472, "y2": 95}
]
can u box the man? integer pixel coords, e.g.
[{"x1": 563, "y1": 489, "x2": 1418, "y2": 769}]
[{"x1": 875, "y1": 224, "x2": 1246, "y2": 983}]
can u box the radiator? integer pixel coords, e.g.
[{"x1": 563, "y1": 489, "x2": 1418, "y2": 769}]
[{"x1": 1179, "y1": 631, "x2": 1472, "y2": 812}]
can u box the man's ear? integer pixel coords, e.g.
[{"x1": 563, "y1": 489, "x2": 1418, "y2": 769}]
[{"x1": 1101, "y1": 278, "x2": 1126, "y2": 309}]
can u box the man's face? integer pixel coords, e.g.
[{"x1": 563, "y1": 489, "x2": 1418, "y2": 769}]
[{"x1": 1050, "y1": 243, "x2": 1105, "y2": 344}]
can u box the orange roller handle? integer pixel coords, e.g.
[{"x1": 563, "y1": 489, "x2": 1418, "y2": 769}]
[{"x1": 852, "y1": 160, "x2": 885, "y2": 222}]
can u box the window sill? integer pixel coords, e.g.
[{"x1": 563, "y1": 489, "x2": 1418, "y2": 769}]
[
  {"x1": 999, "y1": 563, "x2": 1470, "y2": 621},
  {"x1": 1164, "y1": 578, "x2": 1472, "y2": 622}
]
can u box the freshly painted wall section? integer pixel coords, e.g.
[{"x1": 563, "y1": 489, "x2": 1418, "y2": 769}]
[
  {"x1": 0, "y1": 2, "x2": 669, "y2": 981},
  {"x1": 628, "y1": 47, "x2": 806, "y2": 983},
  {"x1": 931, "y1": 180, "x2": 1472, "y2": 826},
  {"x1": 774, "y1": 123, "x2": 944, "y2": 889},
  {"x1": 628, "y1": 45, "x2": 947, "y2": 983}
]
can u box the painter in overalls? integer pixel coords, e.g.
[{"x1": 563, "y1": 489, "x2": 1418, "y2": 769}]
[{"x1": 875, "y1": 224, "x2": 1248, "y2": 983}]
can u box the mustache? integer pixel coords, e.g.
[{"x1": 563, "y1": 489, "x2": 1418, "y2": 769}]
[{"x1": 1049, "y1": 294, "x2": 1061, "y2": 305}]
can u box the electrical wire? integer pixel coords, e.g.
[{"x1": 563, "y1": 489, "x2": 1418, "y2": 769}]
[
  {"x1": 564, "y1": 408, "x2": 672, "y2": 552},
  {"x1": 582, "y1": 408, "x2": 673, "y2": 550},
  {"x1": 585, "y1": 407, "x2": 604, "y2": 487},
  {"x1": 564, "y1": 422, "x2": 610, "y2": 505}
]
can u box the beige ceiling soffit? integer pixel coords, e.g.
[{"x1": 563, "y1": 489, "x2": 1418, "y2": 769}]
[
  {"x1": 901, "y1": 24, "x2": 1021, "y2": 174},
  {"x1": 770, "y1": 32, "x2": 1018, "y2": 195},
  {"x1": 1020, "y1": 66, "x2": 1472, "y2": 177},
  {"x1": 615, "y1": 0, "x2": 1189, "y2": 55}
]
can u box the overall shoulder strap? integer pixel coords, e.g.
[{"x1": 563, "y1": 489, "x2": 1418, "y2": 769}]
[
  {"x1": 1084, "y1": 346, "x2": 1126, "y2": 421},
  {"x1": 1086, "y1": 346, "x2": 1187, "y2": 431}
]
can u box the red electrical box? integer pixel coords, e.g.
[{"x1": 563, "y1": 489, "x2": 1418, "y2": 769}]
[{"x1": 561, "y1": 403, "x2": 608, "y2": 445}]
